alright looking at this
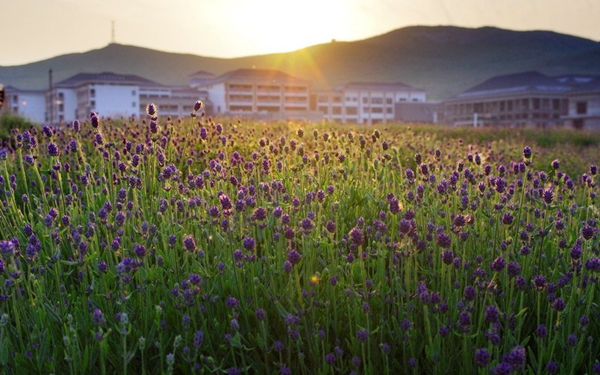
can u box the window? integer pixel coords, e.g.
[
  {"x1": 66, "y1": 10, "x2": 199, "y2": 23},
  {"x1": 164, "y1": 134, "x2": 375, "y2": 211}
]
[
  {"x1": 371, "y1": 107, "x2": 382, "y2": 113},
  {"x1": 362, "y1": 97, "x2": 368, "y2": 104},
  {"x1": 412, "y1": 98, "x2": 419, "y2": 102},
  {"x1": 576, "y1": 101, "x2": 587, "y2": 115},
  {"x1": 58, "y1": 104, "x2": 64, "y2": 112},
  {"x1": 90, "y1": 100, "x2": 96, "y2": 108},
  {"x1": 386, "y1": 107, "x2": 393, "y2": 114},
  {"x1": 132, "y1": 102, "x2": 136, "y2": 108},
  {"x1": 318, "y1": 106, "x2": 328, "y2": 114},
  {"x1": 553, "y1": 99, "x2": 560, "y2": 110},
  {"x1": 386, "y1": 98, "x2": 393, "y2": 104},
  {"x1": 573, "y1": 119, "x2": 584, "y2": 129},
  {"x1": 332, "y1": 107, "x2": 341, "y2": 115},
  {"x1": 346, "y1": 107, "x2": 357, "y2": 115},
  {"x1": 132, "y1": 90, "x2": 136, "y2": 96},
  {"x1": 90, "y1": 89, "x2": 95, "y2": 98},
  {"x1": 371, "y1": 98, "x2": 383, "y2": 104}
]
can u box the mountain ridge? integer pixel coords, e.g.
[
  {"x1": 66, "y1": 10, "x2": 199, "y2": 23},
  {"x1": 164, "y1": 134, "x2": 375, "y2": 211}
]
[{"x1": 2, "y1": 25, "x2": 599, "y2": 100}]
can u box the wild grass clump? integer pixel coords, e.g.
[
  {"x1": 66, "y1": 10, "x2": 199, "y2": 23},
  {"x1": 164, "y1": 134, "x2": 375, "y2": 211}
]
[
  {"x1": 0, "y1": 114, "x2": 37, "y2": 140},
  {"x1": 0, "y1": 110, "x2": 599, "y2": 374}
]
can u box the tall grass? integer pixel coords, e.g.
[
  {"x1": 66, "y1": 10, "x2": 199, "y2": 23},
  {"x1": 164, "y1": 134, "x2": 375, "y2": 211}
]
[{"x1": 0, "y1": 113, "x2": 598, "y2": 374}]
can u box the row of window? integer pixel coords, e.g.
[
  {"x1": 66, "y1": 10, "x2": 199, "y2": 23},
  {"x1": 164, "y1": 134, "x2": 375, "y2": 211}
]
[
  {"x1": 318, "y1": 107, "x2": 393, "y2": 115},
  {"x1": 318, "y1": 96, "x2": 420, "y2": 104}
]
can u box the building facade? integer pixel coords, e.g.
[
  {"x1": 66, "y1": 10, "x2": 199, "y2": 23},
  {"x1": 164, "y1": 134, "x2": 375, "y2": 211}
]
[
  {"x1": 563, "y1": 77, "x2": 600, "y2": 130},
  {"x1": 0, "y1": 86, "x2": 46, "y2": 123},
  {"x1": 43, "y1": 72, "x2": 209, "y2": 124},
  {"x1": 194, "y1": 69, "x2": 319, "y2": 120},
  {"x1": 443, "y1": 72, "x2": 598, "y2": 127},
  {"x1": 314, "y1": 82, "x2": 426, "y2": 124}
]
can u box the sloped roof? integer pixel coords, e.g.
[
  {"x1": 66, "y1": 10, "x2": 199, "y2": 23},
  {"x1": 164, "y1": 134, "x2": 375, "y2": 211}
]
[
  {"x1": 189, "y1": 70, "x2": 215, "y2": 77},
  {"x1": 568, "y1": 76, "x2": 600, "y2": 94},
  {"x1": 205, "y1": 69, "x2": 309, "y2": 85},
  {"x1": 339, "y1": 81, "x2": 425, "y2": 92},
  {"x1": 453, "y1": 71, "x2": 594, "y2": 99},
  {"x1": 2, "y1": 85, "x2": 45, "y2": 94},
  {"x1": 56, "y1": 72, "x2": 161, "y2": 88}
]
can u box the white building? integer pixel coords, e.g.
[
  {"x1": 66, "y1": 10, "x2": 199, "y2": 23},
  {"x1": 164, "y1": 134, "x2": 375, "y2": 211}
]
[
  {"x1": 0, "y1": 86, "x2": 46, "y2": 124},
  {"x1": 314, "y1": 82, "x2": 426, "y2": 124},
  {"x1": 564, "y1": 77, "x2": 600, "y2": 130},
  {"x1": 45, "y1": 72, "x2": 208, "y2": 124}
]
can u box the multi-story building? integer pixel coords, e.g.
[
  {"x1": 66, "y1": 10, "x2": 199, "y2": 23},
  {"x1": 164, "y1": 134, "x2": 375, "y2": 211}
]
[
  {"x1": 195, "y1": 69, "x2": 319, "y2": 120},
  {"x1": 139, "y1": 86, "x2": 210, "y2": 118},
  {"x1": 0, "y1": 85, "x2": 46, "y2": 123},
  {"x1": 563, "y1": 77, "x2": 600, "y2": 130},
  {"x1": 314, "y1": 82, "x2": 426, "y2": 124},
  {"x1": 48, "y1": 72, "x2": 157, "y2": 123},
  {"x1": 443, "y1": 71, "x2": 599, "y2": 127},
  {"x1": 44, "y1": 72, "x2": 208, "y2": 124}
]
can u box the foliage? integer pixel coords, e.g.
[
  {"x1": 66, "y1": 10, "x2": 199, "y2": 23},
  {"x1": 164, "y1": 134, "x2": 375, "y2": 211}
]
[{"x1": 0, "y1": 112, "x2": 599, "y2": 374}]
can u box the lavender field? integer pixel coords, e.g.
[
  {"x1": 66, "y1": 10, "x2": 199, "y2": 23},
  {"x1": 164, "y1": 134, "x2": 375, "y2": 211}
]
[{"x1": 0, "y1": 104, "x2": 599, "y2": 374}]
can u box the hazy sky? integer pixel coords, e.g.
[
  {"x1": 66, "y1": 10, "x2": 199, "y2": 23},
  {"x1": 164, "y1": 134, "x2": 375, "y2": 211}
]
[{"x1": 1, "y1": 0, "x2": 599, "y2": 66}]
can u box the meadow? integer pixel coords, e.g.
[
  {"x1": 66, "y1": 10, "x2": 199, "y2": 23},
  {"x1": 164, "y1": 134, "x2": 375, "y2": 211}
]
[{"x1": 0, "y1": 105, "x2": 599, "y2": 374}]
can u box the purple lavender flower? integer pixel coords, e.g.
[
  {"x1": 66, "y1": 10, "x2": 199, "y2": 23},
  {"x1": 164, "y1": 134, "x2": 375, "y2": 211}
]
[
  {"x1": 485, "y1": 305, "x2": 499, "y2": 323},
  {"x1": 134, "y1": 244, "x2": 146, "y2": 258},
  {"x1": 183, "y1": 236, "x2": 197, "y2": 252},
  {"x1": 475, "y1": 348, "x2": 491, "y2": 367},
  {"x1": 582, "y1": 225, "x2": 595, "y2": 240},
  {"x1": 441, "y1": 250, "x2": 454, "y2": 265},
  {"x1": 501, "y1": 212, "x2": 514, "y2": 225},
  {"x1": 553, "y1": 298, "x2": 566, "y2": 311},
  {"x1": 491, "y1": 256, "x2": 506, "y2": 272},
  {"x1": 193, "y1": 330, "x2": 204, "y2": 347},
  {"x1": 226, "y1": 297, "x2": 239, "y2": 309},
  {"x1": 325, "y1": 352, "x2": 336, "y2": 365},
  {"x1": 243, "y1": 237, "x2": 255, "y2": 251},
  {"x1": 0, "y1": 240, "x2": 15, "y2": 256},
  {"x1": 464, "y1": 285, "x2": 476, "y2": 301},
  {"x1": 436, "y1": 232, "x2": 451, "y2": 248},
  {"x1": 93, "y1": 309, "x2": 105, "y2": 325},
  {"x1": 300, "y1": 218, "x2": 314, "y2": 233},
  {"x1": 349, "y1": 227, "x2": 364, "y2": 246},
  {"x1": 543, "y1": 189, "x2": 554, "y2": 205},
  {"x1": 357, "y1": 328, "x2": 369, "y2": 342},
  {"x1": 252, "y1": 207, "x2": 267, "y2": 221},
  {"x1": 535, "y1": 324, "x2": 548, "y2": 338},
  {"x1": 47, "y1": 142, "x2": 60, "y2": 156}
]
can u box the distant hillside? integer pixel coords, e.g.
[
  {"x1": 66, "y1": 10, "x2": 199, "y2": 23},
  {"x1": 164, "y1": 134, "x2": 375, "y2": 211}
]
[{"x1": 2, "y1": 26, "x2": 599, "y2": 100}]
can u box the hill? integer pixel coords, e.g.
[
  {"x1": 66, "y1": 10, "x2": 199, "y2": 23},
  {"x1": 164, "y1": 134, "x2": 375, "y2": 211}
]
[{"x1": 1, "y1": 26, "x2": 599, "y2": 100}]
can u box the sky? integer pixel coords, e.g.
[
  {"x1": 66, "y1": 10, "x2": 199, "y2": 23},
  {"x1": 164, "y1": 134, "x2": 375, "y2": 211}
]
[{"x1": 1, "y1": 0, "x2": 599, "y2": 66}]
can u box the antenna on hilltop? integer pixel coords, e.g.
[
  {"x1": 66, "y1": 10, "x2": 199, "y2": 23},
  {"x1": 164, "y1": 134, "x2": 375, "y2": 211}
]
[{"x1": 111, "y1": 20, "x2": 116, "y2": 44}]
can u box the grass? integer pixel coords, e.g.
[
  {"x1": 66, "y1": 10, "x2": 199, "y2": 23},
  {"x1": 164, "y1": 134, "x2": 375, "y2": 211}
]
[{"x1": 0, "y1": 113, "x2": 598, "y2": 374}]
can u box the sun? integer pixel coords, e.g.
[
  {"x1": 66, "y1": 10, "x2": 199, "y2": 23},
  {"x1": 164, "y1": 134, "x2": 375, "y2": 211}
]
[{"x1": 229, "y1": 0, "x2": 349, "y2": 53}]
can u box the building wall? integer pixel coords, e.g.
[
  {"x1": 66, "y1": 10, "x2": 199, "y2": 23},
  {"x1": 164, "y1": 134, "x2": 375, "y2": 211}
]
[
  {"x1": 47, "y1": 88, "x2": 78, "y2": 123},
  {"x1": 206, "y1": 83, "x2": 226, "y2": 114},
  {"x1": 1, "y1": 89, "x2": 45, "y2": 123},
  {"x1": 93, "y1": 84, "x2": 139, "y2": 119},
  {"x1": 316, "y1": 88, "x2": 426, "y2": 124},
  {"x1": 565, "y1": 93, "x2": 600, "y2": 130},
  {"x1": 444, "y1": 94, "x2": 567, "y2": 127}
]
